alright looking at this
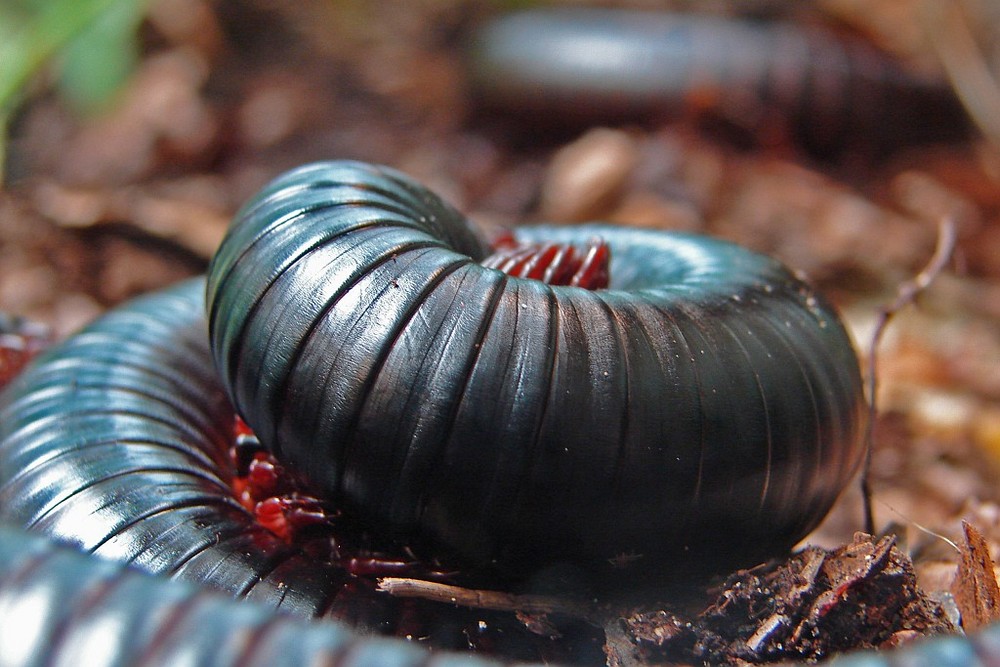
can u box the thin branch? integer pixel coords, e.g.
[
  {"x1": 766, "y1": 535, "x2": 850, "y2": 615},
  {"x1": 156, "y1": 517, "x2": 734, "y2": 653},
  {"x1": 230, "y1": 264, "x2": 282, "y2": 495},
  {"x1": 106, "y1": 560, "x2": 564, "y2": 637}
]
[
  {"x1": 377, "y1": 577, "x2": 596, "y2": 621},
  {"x1": 861, "y1": 218, "x2": 958, "y2": 535}
]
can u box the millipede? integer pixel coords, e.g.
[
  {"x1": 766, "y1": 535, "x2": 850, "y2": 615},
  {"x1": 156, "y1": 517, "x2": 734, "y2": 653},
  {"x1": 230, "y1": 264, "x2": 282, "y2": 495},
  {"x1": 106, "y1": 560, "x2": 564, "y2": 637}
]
[
  {"x1": 0, "y1": 159, "x2": 877, "y2": 664},
  {"x1": 467, "y1": 8, "x2": 969, "y2": 156}
]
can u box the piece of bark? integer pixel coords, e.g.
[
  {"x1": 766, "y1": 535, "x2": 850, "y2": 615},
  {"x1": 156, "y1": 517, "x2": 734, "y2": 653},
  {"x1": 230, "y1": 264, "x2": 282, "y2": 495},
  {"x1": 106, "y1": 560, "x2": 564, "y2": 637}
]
[{"x1": 621, "y1": 532, "x2": 956, "y2": 665}]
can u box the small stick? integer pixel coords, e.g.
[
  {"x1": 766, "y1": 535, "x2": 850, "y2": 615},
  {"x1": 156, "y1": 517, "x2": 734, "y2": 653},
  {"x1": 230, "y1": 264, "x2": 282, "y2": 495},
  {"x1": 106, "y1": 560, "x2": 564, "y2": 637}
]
[
  {"x1": 861, "y1": 218, "x2": 958, "y2": 535},
  {"x1": 377, "y1": 577, "x2": 596, "y2": 620}
]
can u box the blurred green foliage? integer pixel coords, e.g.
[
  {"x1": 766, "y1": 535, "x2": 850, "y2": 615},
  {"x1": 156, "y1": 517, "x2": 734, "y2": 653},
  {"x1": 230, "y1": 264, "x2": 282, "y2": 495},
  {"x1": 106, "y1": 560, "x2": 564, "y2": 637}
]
[
  {"x1": 0, "y1": 0, "x2": 147, "y2": 181},
  {"x1": 52, "y1": 1, "x2": 146, "y2": 113}
]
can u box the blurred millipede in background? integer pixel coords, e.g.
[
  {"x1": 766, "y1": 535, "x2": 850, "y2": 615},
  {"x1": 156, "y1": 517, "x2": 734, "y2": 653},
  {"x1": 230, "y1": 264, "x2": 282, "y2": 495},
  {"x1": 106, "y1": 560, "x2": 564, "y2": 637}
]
[{"x1": 467, "y1": 8, "x2": 970, "y2": 157}]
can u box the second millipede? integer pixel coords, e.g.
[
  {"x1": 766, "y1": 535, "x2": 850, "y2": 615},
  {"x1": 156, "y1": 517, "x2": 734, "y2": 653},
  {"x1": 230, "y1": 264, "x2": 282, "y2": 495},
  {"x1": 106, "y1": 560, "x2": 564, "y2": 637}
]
[{"x1": 466, "y1": 8, "x2": 969, "y2": 156}]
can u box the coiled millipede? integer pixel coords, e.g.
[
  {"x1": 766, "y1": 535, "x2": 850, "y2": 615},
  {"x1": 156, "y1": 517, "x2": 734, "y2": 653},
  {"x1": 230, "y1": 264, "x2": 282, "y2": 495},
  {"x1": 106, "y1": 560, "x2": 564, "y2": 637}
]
[{"x1": 0, "y1": 160, "x2": 877, "y2": 663}]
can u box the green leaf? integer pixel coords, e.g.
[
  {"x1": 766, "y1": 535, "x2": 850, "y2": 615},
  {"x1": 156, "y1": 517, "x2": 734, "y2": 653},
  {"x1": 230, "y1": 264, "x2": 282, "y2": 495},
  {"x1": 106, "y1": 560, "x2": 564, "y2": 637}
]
[
  {"x1": 0, "y1": 0, "x2": 120, "y2": 113},
  {"x1": 56, "y1": 0, "x2": 146, "y2": 113},
  {"x1": 0, "y1": 0, "x2": 147, "y2": 183}
]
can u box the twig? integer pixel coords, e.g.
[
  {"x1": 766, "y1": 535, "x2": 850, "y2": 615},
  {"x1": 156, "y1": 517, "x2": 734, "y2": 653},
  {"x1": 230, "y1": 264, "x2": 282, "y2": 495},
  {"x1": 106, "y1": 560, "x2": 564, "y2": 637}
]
[
  {"x1": 377, "y1": 577, "x2": 596, "y2": 621},
  {"x1": 861, "y1": 218, "x2": 958, "y2": 535}
]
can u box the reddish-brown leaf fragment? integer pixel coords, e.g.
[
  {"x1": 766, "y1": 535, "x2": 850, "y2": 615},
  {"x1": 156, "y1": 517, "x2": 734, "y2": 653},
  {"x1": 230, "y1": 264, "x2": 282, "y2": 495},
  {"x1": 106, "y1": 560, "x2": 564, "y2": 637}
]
[
  {"x1": 515, "y1": 611, "x2": 562, "y2": 639},
  {"x1": 950, "y1": 520, "x2": 1000, "y2": 633}
]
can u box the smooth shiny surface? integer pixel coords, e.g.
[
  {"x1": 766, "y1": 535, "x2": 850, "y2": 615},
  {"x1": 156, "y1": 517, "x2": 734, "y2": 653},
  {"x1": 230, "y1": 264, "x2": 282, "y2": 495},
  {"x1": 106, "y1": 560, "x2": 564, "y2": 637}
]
[{"x1": 208, "y1": 160, "x2": 866, "y2": 575}]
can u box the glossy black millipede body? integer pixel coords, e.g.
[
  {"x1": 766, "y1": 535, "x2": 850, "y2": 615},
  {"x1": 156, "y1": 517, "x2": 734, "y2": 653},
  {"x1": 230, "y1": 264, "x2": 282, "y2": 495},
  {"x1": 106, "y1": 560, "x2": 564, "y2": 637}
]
[
  {"x1": 0, "y1": 280, "x2": 359, "y2": 617},
  {"x1": 467, "y1": 8, "x2": 968, "y2": 156},
  {"x1": 208, "y1": 159, "x2": 866, "y2": 579},
  {"x1": 0, "y1": 524, "x2": 506, "y2": 667}
]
